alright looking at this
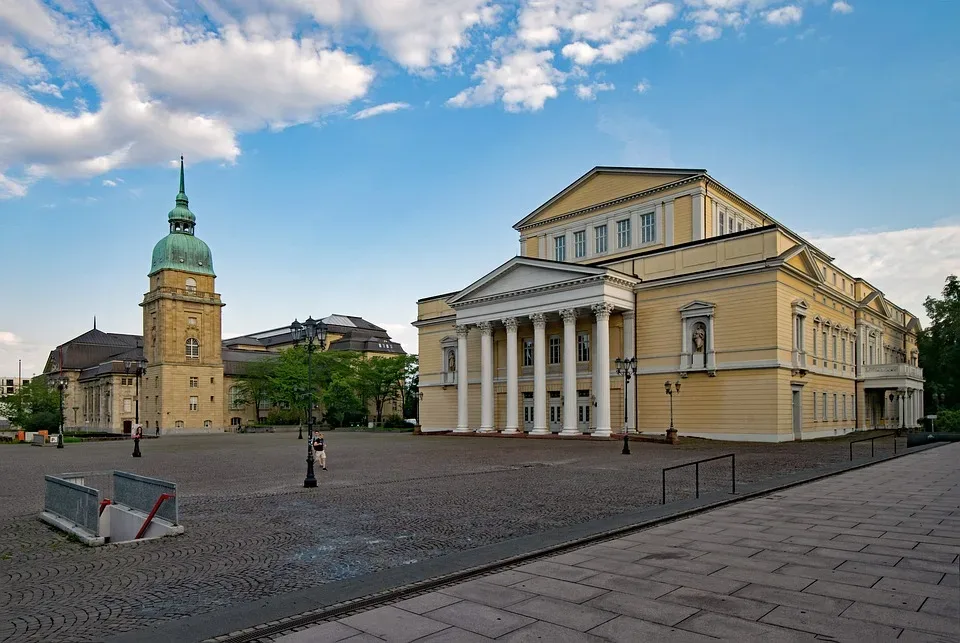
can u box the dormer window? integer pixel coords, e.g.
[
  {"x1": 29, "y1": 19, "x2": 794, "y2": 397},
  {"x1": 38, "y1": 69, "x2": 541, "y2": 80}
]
[{"x1": 185, "y1": 278, "x2": 197, "y2": 293}]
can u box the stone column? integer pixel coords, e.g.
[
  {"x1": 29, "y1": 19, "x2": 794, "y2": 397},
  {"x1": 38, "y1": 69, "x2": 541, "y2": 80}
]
[
  {"x1": 478, "y1": 321, "x2": 494, "y2": 432},
  {"x1": 560, "y1": 309, "x2": 579, "y2": 436},
  {"x1": 531, "y1": 313, "x2": 548, "y2": 435},
  {"x1": 591, "y1": 319, "x2": 599, "y2": 430},
  {"x1": 622, "y1": 310, "x2": 636, "y2": 432},
  {"x1": 592, "y1": 303, "x2": 613, "y2": 437},
  {"x1": 455, "y1": 325, "x2": 471, "y2": 433},
  {"x1": 502, "y1": 318, "x2": 519, "y2": 434}
]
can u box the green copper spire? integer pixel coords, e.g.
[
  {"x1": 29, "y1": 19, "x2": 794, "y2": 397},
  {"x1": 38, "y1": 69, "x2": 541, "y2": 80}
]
[
  {"x1": 168, "y1": 155, "x2": 196, "y2": 227},
  {"x1": 151, "y1": 155, "x2": 215, "y2": 277}
]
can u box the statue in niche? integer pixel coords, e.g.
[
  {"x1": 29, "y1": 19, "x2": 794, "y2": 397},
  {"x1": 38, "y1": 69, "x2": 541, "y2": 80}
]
[
  {"x1": 692, "y1": 322, "x2": 707, "y2": 353},
  {"x1": 447, "y1": 350, "x2": 456, "y2": 372}
]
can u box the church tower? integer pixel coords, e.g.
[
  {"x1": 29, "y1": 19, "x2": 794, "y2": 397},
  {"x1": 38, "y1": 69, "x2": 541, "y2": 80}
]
[{"x1": 140, "y1": 158, "x2": 225, "y2": 433}]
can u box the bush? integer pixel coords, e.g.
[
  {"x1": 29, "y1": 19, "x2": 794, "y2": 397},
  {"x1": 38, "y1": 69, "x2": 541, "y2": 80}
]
[
  {"x1": 935, "y1": 408, "x2": 960, "y2": 432},
  {"x1": 264, "y1": 409, "x2": 301, "y2": 425},
  {"x1": 382, "y1": 413, "x2": 408, "y2": 429}
]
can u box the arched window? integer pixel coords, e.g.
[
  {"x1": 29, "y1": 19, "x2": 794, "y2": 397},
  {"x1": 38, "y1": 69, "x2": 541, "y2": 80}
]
[
  {"x1": 186, "y1": 338, "x2": 200, "y2": 359},
  {"x1": 229, "y1": 386, "x2": 242, "y2": 409},
  {"x1": 185, "y1": 277, "x2": 197, "y2": 293}
]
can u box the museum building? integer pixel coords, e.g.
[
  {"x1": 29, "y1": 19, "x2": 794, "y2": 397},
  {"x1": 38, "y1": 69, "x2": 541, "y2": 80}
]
[
  {"x1": 42, "y1": 161, "x2": 404, "y2": 434},
  {"x1": 415, "y1": 167, "x2": 924, "y2": 441}
]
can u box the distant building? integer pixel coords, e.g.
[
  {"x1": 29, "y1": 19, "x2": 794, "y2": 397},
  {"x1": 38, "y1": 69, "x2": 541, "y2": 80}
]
[
  {"x1": 42, "y1": 160, "x2": 403, "y2": 434},
  {"x1": 0, "y1": 376, "x2": 30, "y2": 429}
]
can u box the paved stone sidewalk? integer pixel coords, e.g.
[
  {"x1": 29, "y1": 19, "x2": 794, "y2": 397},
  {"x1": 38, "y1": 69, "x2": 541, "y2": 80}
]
[{"x1": 275, "y1": 443, "x2": 960, "y2": 642}]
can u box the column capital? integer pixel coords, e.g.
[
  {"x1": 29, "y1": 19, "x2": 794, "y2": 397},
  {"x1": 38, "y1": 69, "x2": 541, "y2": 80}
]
[
  {"x1": 501, "y1": 317, "x2": 518, "y2": 332},
  {"x1": 559, "y1": 308, "x2": 577, "y2": 324},
  {"x1": 591, "y1": 302, "x2": 614, "y2": 321},
  {"x1": 455, "y1": 324, "x2": 470, "y2": 338},
  {"x1": 531, "y1": 312, "x2": 547, "y2": 329},
  {"x1": 477, "y1": 321, "x2": 494, "y2": 336}
]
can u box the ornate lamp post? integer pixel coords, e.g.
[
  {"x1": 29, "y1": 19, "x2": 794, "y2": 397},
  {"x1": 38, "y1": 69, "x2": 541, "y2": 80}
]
[
  {"x1": 290, "y1": 316, "x2": 327, "y2": 488},
  {"x1": 124, "y1": 360, "x2": 145, "y2": 457},
  {"x1": 665, "y1": 380, "x2": 681, "y2": 444},
  {"x1": 55, "y1": 377, "x2": 68, "y2": 449},
  {"x1": 615, "y1": 357, "x2": 637, "y2": 455}
]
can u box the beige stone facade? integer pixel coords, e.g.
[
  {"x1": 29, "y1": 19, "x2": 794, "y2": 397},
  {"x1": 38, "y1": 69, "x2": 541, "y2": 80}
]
[{"x1": 416, "y1": 167, "x2": 924, "y2": 442}]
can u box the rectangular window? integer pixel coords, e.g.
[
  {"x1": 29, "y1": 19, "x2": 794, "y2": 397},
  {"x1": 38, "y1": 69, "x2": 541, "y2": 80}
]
[
  {"x1": 595, "y1": 225, "x2": 608, "y2": 254},
  {"x1": 813, "y1": 391, "x2": 817, "y2": 421},
  {"x1": 573, "y1": 231, "x2": 586, "y2": 258},
  {"x1": 577, "y1": 332, "x2": 590, "y2": 362},
  {"x1": 554, "y1": 236, "x2": 566, "y2": 262},
  {"x1": 832, "y1": 335, "x2": 837, "y2": 362},
  {"x1": 549, "y1": 336, "x2": 561, "y2": 364},
  {"x1": 522, "y1": 339, "x2": 534, "y2": 367},
  {"x1": 187, "y1": 317, "x2": 197, "y2": 326},
  {"x1": 719, "y1": 216, "x2": 725, "y2": 235},
  {"x1": 123, "y1": 398, "x2": 132, "y2": 413},
  {"x1": 841, "y1": 339, "x2": 847, "y2": 363},
  {"x1": 616, "y1": 219, "x2": 631, "y2": 248},
  {"x1": 189, "y1": 377, "x2": 199, "y2": 388},
  {"x1": 640, "y1": 212, "x2": 655, "y2": 244},
  {"x1": 736, "y1": 219, "x2": 743, "y2": 232},
  {"x1": 822, "y1": 393, "x2": 827, "y2": 421},
  {"x1": 833, "y1": 394, "x2": 838, "y2": 421},
  {"x1": 728, "y1": 215, "x2": 734, "y2": 232},
  {"x1": 189, "y1": 396, "x2": 198, "y2": 411},
  {"x1": 822, "y1": 330, "x2": 827, "y2": 357},
  {"x1": 842, "y1": 394, "x2": 847, "y2": 420},
  {"x1": 812, "y1": 327, "x2": 818, "y2": 356}
]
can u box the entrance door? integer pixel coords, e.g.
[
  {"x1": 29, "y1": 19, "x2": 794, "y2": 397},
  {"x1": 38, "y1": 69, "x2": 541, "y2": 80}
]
[
  {"x1": 123, "y1": 420, "x2": 132, "y2": 434},
  {"x1": 577, "y1": 397, "x2": 591, "y2": 433},
  {"x1": 522, "y1": 393, "x2": 534, "y2": 432},
  {"x1": 791, "y1": 389, "x2": 802, "y2": 441},
  {"x1": 548, "y1": 393, "x2": 562, "y2": 433}
]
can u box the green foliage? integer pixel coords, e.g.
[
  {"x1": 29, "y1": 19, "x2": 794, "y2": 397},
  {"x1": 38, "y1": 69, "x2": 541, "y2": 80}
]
[
  {"x1": 0, "y1": 378, "x2": 61, "y2": 430},
  {"x1": 264, "y1": 409, "x2": 301, "y2": 425},
  {"x1": 322, "y1": 378, "x2": 364, "y2": 428},
  {"x1": 356, "y1": 354, "x2": 417, "y2": 423},
  {"x1": 934, "y1": 408, "x2": 960, "y2": 432},
  {"x1": 236, "y1": 358, "x2": 278, "y2": 422},
  {"x1": 919, "y1": 275, "x2": 960, "y2": 413},
  {"x1": 382, "y1": 413, "x2": 410, "y2": 429}
]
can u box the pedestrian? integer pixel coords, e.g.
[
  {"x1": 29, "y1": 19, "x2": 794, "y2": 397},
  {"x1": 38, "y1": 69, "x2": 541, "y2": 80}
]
[
  {"x1": 155, "y1": 423, "x2": 160, "y2": 437},
  {"x1": 313, "y1": 432, "x2": 327, "y2": 471}
]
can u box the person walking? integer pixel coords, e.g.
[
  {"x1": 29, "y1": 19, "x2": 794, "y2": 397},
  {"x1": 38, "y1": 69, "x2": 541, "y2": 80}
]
[{"x1": 312, "y1": 433, "x2": 327, "y2": 471}]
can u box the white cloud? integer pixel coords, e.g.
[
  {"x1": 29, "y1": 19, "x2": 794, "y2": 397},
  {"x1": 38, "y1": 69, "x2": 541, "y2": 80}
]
[
  {"x1": 102, "y1": 179, "x2": 117, "y2": 187},
  {"x1": 831, "y1": 1, "x2": 854, "y2": 15},
  {"x1": 765, "y1": 6, "x2": 803, "y2": 26},
  {"x1": 669, "y1": 29, "x2": 689, "y2": 46},
  {"x1": 575, "y1": 82, "x2": 615, "y2": 100},
  {"x1": 27, "y1": 81, "x2": 62, "y2": 98},
  {"x1": 635, "y1": 79, "x2": 651, "y2": 93},
  {"x1": 811, "y1": 225, "x2": 960, "y2": 326},
  {"x1": 351, "y1": 102, "x2": 412, "y2": 119},
  {"x1": 694, "y1": 24, "x2": 722, "y2": 41},
  {"x1": 448, "y1": 50, "x2": 565, "y2": 112},
  {"x1": 0, "y1": 40, "x2": 47, "y2": 77},
  {"x1": 0, "y1": 331, "x2": 21, "y2": 346}
]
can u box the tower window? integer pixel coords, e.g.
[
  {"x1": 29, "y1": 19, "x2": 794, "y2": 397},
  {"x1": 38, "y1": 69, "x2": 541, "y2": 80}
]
[
  {"x1": 187, "y1": 317, "x2": 197, "y2": 326},
  {"x1": 186, "y1": 338, "x2": 200, "y2": 359},
  {"x1": 185, "y1": 278, "x2": 197, "y2": 293},
  {"x1": 189, "y1": 396, "x2": 198, "y2": 411},
  {"x1": 189, "y1": 377, "x2": 198, "y2": 388}
]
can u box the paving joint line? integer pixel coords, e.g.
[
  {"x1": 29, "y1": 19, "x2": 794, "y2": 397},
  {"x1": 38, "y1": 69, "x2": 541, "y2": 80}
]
[{"x1": 202, "y1": 442, "x2": 947, "y2": 643}]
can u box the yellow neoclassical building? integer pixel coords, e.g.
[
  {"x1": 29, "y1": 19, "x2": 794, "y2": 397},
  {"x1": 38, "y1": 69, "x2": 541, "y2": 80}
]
[
  {"x1": 42, "y1": 161, "x2": 405, "y2": 434},
  {"x1": 415, "y1": 167, "x2": 924, "y2": 441}
]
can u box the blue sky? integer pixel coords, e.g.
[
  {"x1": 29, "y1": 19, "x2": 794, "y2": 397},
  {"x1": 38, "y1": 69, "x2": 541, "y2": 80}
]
[{"x1": 1, "y1": 0, "x2": 959, "y2": 377}]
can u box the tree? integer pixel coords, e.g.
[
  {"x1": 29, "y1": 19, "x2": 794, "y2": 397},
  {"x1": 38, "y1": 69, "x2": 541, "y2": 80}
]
[
  {"x1": 402, "y1": 356, "x2": 420, "y2": 418},
  {"x1": 322, "y1": 378, "x2": 364, "y2": 428},
  {"x1": 356, "y1": 354, "x2": 418, "y2": 424},
  {"x1": 0, "y1": 378, "x2": 61, "y2": 431},
  {"x1": 236, "y1": 357, "x2": 278, "y2": 423},
  {"x1": 919, "y1": 275, "x2": 960, "y2": 413}
]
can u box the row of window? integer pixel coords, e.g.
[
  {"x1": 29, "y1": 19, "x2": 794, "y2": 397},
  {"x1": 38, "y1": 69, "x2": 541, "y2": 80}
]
[
  {"x1": 812, "y1": 391, "x2": 853, "y2": 422},
  {"x1": 554, "y1": 214, "x2": 656, "y2": 261},
  {"x1": 520, "y1": 333, "x2": 592, "y2": 366}
]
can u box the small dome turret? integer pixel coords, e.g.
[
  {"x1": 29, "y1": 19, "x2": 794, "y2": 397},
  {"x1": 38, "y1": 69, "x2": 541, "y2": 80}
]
[{"x1": 149, "y1": 156, "x2": 216, "y2": 277}]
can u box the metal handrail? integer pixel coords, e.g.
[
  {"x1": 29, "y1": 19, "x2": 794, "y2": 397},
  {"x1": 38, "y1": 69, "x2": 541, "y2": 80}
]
[
  {"x1": 662, "y1": 453, "x2": 735, "y2": 505},
  {"x1": 849, "y1": 431, "x2": 898, "y2": 461}
]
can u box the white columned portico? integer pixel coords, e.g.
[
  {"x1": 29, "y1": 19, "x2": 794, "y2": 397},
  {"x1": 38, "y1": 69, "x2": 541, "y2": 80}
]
[
  {"x1": 478, "y1": 321, "x2": 494, "y2": 432},
  {"x1": 502, "y1": 317, "x2": 519, "y2": 434},
  {"x1": 592, "y1": 303, "x2": 613, "y2": 437},
  {"x1": 560, "y1": 309, "x2": 579, "y2": 436},
  {"x1": 455, "y1": 324, "x2": 471, "y2": 433},
  {"x1": 531, "y1": 313, "x2": 549, "y2": 435},
  {"x1": 623, "y1": 310, "x2": 636, "y2": 433}
]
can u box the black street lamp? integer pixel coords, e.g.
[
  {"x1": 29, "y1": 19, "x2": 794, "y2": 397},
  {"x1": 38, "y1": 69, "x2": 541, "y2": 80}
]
[
  {"x1": 125, "y1": 360, "x2": 145, "y2": 457},
  {"x1": 290, "y1": 316, "x2": 327, "y2": 489},
  {"x1": 615, "y1": 357, "x2": 637, "y2": 455},
  {"x1": 665, "y1": 380, "x2": 681, "y2": 444},
  {"x1": 55, "y1": 377, "x2": 68, "y2": 449}
]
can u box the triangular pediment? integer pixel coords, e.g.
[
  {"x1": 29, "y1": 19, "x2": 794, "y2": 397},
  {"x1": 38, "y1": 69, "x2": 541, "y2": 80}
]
[
  {"x1": 447, "y1": 257, "x2": 608, "y2": 305},
  {"x1": 860, "y1": 291, "x2": 891, "y2": 318},
  {"x1": 514, "y1": 167, "x2": 706, "y2": 229},
  {"x1": 780, "y1": 244, "x2": 825, "y2": 283}
]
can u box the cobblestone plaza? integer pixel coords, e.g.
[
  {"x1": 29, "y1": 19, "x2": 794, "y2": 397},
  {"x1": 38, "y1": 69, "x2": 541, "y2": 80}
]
[{"x1": 0, "y1": 432, "x2": 907, "y2": 642}]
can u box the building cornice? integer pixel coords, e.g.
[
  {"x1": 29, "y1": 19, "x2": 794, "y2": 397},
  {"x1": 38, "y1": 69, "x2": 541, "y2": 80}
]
[{"x1": 449, "y1": 274, "x2": 636, "y2": 309}]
